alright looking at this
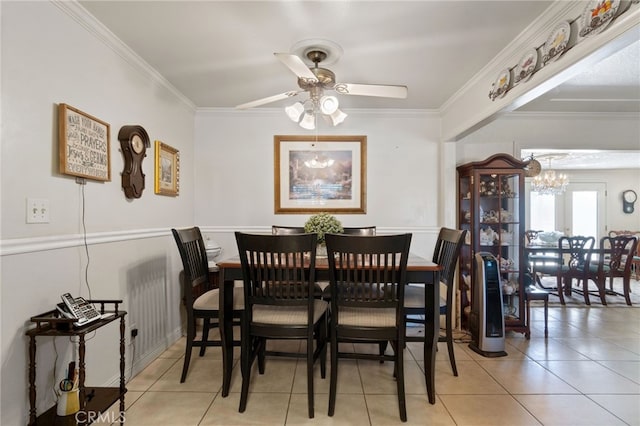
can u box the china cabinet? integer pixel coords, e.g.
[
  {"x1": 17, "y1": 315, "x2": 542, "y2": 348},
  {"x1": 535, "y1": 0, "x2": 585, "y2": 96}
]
[{"x1": 457, "y1": 154, "x2": 527, "y2": 334}]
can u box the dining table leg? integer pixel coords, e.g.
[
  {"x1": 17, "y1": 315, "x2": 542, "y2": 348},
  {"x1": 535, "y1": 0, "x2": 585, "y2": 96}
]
[
  {"x1": 422, "y1": 270, "x2": 439, "y2": 404},
  {"x1": 219, "y1": 270, "x2": 234, "y2": 397}
]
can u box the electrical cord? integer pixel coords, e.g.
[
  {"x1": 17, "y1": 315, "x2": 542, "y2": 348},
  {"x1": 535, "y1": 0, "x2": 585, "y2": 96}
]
[
  {"x1": 80, "y1": 182, "x2": 92, "y2": 302},
  {"x1": 75, "y1": 181, "x2": 96, "y2": 343},
  {"x1": 452, "y1": 329, "x2": 473, "y2": 343},
  {"x1": 52, "y1": 337, "x2": 59, "y2": 399},
  {"x1": 128, "y1": 340, "x2": 136, "y2": 385}
]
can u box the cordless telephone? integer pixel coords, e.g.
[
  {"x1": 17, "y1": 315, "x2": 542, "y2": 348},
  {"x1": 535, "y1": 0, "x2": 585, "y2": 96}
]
[{"x1": 57, "y1": 293, "x2": 101, "y2": 327}]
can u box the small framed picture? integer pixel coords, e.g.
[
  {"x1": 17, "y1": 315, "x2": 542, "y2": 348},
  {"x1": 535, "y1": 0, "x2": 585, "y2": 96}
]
[{"x1": 154, "y1": 140, "x2": 179, "y2": 196}]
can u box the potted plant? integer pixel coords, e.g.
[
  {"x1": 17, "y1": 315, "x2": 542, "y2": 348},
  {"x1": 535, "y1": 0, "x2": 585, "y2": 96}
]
[{"x1": 304, "y1": 212, "x2": 343, "y2": 256}]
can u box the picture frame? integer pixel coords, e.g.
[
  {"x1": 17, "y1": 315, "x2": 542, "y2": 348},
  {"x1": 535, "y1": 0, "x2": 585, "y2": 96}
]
[
  {"x1": 58, "y1": 103, "x2": 111, "y2": 181},
  {"x1": 154, "y1": 140, "x2": 180, "y2": 196},
  {"x1": 274, "y1": 135, "x2": 366, "y2": 214}
]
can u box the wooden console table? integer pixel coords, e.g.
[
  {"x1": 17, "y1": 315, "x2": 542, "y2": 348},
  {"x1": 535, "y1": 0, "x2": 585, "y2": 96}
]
[{"x1": 26, "y1": 300, "x2": 126, "y2": 425}]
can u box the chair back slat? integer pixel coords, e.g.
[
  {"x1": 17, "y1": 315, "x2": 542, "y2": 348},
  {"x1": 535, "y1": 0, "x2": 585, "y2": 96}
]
[
  {"x1": 342, "y1": 226, "x2": 377, "y2": 236},
  {"x1": 272, "y1": 225, "x2": 305, "y2": 235}
]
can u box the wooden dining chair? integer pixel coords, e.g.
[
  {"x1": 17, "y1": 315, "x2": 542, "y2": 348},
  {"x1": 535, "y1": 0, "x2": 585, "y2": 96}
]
[
  {"x1": 586, "y1": 235, "x2": 638, "y2": 306},
  {"x1": 171, "y1": 227, "x2": 244, "y2": 383},
  {"x1": 342, "y1": 226, "x2": 377, "y2": 236},
  {"x1": 524, "y1": 230, "x2": 542, "y2": 244},
  {"x1": 271, "y1": 225, "x2": 305, "y2": 235},
  {"x1": 403, "y1": 227, "x2": 466, "y2": 376},
  {"x1": 556, "y1": 236, "x2": 595, "y2": 305},
  {"x1": 235, "y1": 232, "x2": 328, "y2": 419},
  {"x1": 525, "y1": 230, "x2": 562, "y2": 289},
  {"x1": 609, "y1": 230, "x2": 640, "y2": 281},
  {"x1": 325, "y1": 233, "x2": 412, "y2": 422},
  {"x1": 272, "y1": 225, "x2": 331, "y2": 299}
]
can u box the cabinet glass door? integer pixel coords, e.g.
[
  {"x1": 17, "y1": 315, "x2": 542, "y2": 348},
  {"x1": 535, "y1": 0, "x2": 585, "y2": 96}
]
[{"x1": 478, "y1": 172, "x2": 521, "y2": 321}]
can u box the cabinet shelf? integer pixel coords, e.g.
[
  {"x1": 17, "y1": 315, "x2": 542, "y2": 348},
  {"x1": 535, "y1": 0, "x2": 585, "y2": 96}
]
[{"x1": 28, "y1": 388, "x2": 124, "y2": 426}]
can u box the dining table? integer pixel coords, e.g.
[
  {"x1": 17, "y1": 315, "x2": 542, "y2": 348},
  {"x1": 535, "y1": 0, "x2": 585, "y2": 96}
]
[{"x1": 216, "y1": 253, "x2": 441, "y2": 404}]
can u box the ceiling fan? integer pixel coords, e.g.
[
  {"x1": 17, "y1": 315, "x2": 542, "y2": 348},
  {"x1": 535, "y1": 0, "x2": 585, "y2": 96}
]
[{"x1": 235, "y1": 49, "x2": 408, "y2": 126}]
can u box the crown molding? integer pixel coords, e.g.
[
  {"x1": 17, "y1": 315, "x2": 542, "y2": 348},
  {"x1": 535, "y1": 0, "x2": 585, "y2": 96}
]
[{"x1": 52, "y1": 0, "x2": 196, "y2": 112}]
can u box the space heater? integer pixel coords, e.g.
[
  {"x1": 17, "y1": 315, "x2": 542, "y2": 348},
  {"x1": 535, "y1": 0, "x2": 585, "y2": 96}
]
[{"x1": 468, "y1": 252, "x2": 507, "y2": 357}]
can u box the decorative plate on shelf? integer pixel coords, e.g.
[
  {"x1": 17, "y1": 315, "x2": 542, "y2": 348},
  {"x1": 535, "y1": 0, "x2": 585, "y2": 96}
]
[
  {"x1": 542, "y1": 21, "x2": 571, "y2": 64},
  {"x1": 578, "y1": 0, "x2": 621, "y2": 39},
  {"x1": 513, "y1": 49, "x2": 539, "y2": 86},
  {"x1": 488, "y1": 68, "x2": 512, "y2": 101}
]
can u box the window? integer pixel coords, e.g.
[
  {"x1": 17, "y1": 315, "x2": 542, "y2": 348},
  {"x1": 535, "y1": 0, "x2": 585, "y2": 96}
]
[{"x1": 530, "y1": 192, "x2": 556, "y2": 232}]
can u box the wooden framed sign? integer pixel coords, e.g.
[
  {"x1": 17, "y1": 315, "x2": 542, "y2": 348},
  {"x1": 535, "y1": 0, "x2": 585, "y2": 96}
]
[{"x1": 58, "y1": 103, "x2": 111, "y2": 181}]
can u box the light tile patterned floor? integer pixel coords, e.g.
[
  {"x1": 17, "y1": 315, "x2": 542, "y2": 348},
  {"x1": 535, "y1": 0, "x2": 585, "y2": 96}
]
[{"x1": 105, "y1": 303, "x2": 640, "y2": 425}]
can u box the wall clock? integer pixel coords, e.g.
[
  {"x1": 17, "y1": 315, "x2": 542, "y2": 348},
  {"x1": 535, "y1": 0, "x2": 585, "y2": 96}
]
[
  {"x1": 622, "y1": 190, "x2": 637, "y2": 214},
  {"x1": 524, "y1": 157, "x2": 541, "y2": 177},
  {"x1": 118, "y1": 125, "x2": 150, "y2": 199}
]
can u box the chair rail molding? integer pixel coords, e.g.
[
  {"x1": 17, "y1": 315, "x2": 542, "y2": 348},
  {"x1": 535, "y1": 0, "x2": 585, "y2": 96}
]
[
  {"x1": 0, "y1": 228, "x2": 168, "y2": 256},
  {"x1": 2, "y1": 226, "x2": 442, "y2": 256}
]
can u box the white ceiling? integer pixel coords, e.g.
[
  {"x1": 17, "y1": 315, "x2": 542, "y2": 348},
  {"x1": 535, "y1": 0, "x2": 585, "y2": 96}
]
[
  {"x1": 80, "y1": 0, "x2": 556, "y2": 110},
  {"x1": 78, "y1": 1, "x2": 639, "y2": 113},
  {"x1": 79, "y1": 1, "x2": 640, "y2": 169},
  {"x1": 522, "y1": 149, "x2": 640, "y2": 169},
  {"x1": 517, "y1": 38, "x2": 640, "y2": 113}
]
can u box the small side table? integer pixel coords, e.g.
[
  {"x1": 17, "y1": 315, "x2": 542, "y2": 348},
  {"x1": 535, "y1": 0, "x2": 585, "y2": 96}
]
[
  {"x1": 26, "y1": 300, "x2": 126, "y2": 425},
  {"x1": 525, "y1": 287, "x2": 549, "y2": 339}
]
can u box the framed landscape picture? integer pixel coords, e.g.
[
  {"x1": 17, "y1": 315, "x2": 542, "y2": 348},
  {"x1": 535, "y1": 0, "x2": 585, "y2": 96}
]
[{"x1": 274, "y1": 135, "x2": 366, "y2": 214}]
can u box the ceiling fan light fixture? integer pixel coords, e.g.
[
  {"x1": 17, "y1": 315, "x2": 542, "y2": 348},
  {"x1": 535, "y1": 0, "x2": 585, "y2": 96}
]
[
  {"x1": 299, "y1": 112, "x2": 316, "y2": 130},
  {"x1": 285, "y1": 102, "x2": 304, "y2": 122},
  {"x1": 329, "y1": 108, "x2": 348, "y2": 126},
  {"x1": 319, "y1": 95, "x2": 339, "y2": 114}
]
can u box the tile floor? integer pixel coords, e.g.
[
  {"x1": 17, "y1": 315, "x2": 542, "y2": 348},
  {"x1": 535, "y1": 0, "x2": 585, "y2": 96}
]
[{"x1": 104, "y1": 303, "x2": 640, "y2": 425}]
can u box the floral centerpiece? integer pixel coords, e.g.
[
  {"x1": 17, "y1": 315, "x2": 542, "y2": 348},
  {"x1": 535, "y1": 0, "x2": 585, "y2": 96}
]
[{"x1": 304, "y1": 213, "x2": 343, "y2": 253}]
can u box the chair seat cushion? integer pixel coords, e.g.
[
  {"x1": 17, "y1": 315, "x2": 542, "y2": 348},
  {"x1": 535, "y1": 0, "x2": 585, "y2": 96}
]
[
  {"x1": 252, "y1": 299, "x2": 328, "y2": 325},
  {"x1": 404, "y1": 284, "x2": 446, "y2": 309},
  {"x1": 338, "y1": 307, "x2": 396, "y2": 327},
  {"x1": 194, "y1": 287, "x2": 245, "y2": 311}
]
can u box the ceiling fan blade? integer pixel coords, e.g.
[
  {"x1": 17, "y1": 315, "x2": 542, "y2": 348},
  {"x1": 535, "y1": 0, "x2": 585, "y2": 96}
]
[
  {"x1": 334, "y1": 83, "x2": 408, "y2": 99},
  {"x1": 235, "y1": 91, "x2": 300, "y2": 109},
  {"x1": 274, "y1": 53, "x2": 318, "y2": 82}
]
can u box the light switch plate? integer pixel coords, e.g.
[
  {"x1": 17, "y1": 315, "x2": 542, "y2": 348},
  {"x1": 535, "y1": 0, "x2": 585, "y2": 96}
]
[{"x1": 26, "y1": 198, "x2": 50, "y2": 223}]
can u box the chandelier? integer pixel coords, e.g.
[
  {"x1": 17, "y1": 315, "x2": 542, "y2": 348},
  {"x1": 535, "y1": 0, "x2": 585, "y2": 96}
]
[
  {"x1": 531, "y1": 158, "x2": 569, "y2": 195},
  {"x1": 285, "y1": 86, "x2": 347, "y2": 129}
]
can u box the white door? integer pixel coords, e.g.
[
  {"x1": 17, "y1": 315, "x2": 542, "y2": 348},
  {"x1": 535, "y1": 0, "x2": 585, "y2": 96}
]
[
  {"x1": 527, "y1": 182, "x2": 606, "y2": 242},
  {"x1": 561, "y1": 183, "x2": 606, "y2": 241}
]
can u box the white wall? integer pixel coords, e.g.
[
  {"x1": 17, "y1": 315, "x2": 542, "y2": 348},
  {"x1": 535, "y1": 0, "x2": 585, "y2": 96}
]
[
  {"x1": 1, "y1": 2, "x2": 195, "y2": 424},
  {"x1": 193, "y1": 108, "x2": 444, "y2": 258}
]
